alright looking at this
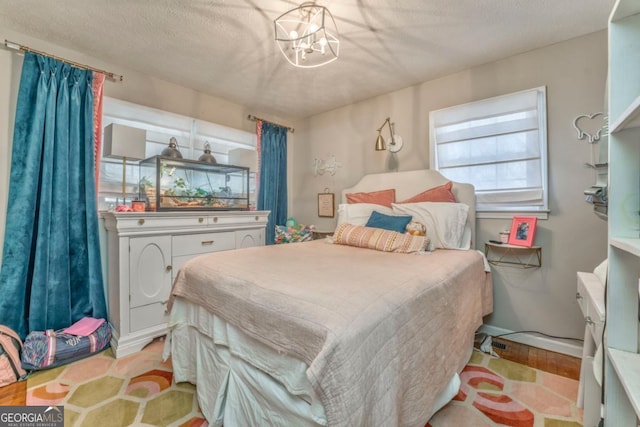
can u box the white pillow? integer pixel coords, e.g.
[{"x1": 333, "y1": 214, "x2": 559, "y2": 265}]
[
  {"x1": 391, "y1": 202, "x2": 470, "y2": 250},
  {"x1": 336, "y1": 203, "x2": 395, "y2": 226}
]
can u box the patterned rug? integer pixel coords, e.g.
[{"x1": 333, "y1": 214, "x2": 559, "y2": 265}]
[
  {"x1": 26, "y1": 338, "x2": 205, "y2": 427},
  {"x1": 26, "y1": 339, "x2": 582, "y2": 426},
  {"x1": 427, "y1": 350, "x2": 583, "y2": 427}
]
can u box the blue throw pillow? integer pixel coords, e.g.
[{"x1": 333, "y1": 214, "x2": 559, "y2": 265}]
[{"x1": 365, "y1": 210, "x2": 412, "y2": 233}]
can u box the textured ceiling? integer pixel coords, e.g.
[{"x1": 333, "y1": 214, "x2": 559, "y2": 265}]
[{"x1": 0, "y1": 0, "x2": 614, "y2": 120}]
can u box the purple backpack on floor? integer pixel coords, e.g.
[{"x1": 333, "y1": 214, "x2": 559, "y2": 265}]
[{"x1": 21, "y1": 322, "x2": 111, "y2": 370}]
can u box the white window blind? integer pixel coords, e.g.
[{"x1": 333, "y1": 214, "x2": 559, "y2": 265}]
[{"x1": 429, "y1": 87, "x2": 548, "y2": 217}]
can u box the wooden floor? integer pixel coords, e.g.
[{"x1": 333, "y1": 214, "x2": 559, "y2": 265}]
[
  {"x1": 0, "y1": 337, "x2": 581, "y2": 407},
  {"x1": 489, "y1": 336, "x2": 581, "y2": 380},
  {"x1": 0, "y1": 378, "x2": 25, "y2": 406}
]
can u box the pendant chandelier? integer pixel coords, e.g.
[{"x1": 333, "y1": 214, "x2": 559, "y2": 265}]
[{"x1": 274, "y1": 2, "x2": 339, "y2": 68}]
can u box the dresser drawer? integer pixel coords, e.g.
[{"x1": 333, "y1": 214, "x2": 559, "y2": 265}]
[
  {"x1": 576, "y1": 272, "x2": 605, "y2": 321},
  {"x1": 106, "y1": 213, "x2": 208, "y2": 232},
  {"x1": 172, "y1": 231, "x2": 236, "y2": 257},
  {"x1": 588, "y1": 319, "x2": 605, "y2": 349},
  {"x1": 130, "y1": 302, "x2": 170, "y2": 333},
  {"x1": 576, "y1": 276, "x2": 588, "y2": 315},
  {"x1": 576, "y1": 272, "x2": 605, "y2": 346}
]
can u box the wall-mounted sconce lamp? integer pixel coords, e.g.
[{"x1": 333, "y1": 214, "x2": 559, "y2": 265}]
[{"x1": 375, "y1": 117, "x2": 404, "y2": 153}]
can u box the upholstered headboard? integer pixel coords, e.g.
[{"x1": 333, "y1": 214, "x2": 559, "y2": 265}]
[{"x1": 341, "y1": 169, "x2": 476, "y2": 245}]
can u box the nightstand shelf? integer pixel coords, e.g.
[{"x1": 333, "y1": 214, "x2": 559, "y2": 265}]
[{"x1": 484, "y1": 242, "x2": 542, "y2": 269}]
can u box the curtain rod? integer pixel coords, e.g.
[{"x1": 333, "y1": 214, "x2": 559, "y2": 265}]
[
  {"x1": 4, "y1": 39, "x2": 124, "y2": 82},
  {"x1": 247, "y1": 114, "x2": 294, "y2": 133}
]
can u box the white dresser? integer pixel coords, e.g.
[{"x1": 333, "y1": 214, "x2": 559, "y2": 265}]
[
  {"x1": 102, "y1": 211, "x2": 269, "y2": 357},
  {"x1": 575, "y1": 271, "x2": 605, "y2": 426}
]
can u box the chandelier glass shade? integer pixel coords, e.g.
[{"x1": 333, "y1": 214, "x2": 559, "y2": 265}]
[{"x1": 274, "y1": 2, "x2": 339, "y2": 68}]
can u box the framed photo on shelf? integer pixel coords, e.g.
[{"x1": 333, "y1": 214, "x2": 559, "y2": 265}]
[
  {"x1": 508, "y1": 216, "x2": 538, "y2": 247},
  {"x1": 317, "y1": 192, "x2": 335, "y2": 218}
]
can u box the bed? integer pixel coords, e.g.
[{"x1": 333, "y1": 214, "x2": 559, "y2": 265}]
[{"x1": 164, "y1": 169, "x2": 493, "y2": 427}]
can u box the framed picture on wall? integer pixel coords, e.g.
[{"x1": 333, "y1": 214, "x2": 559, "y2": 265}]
[
  {"x1": 508, "y1": 216, "x2": 538, "y2": 247},
  {"x1": 318, "y1": 192, "x2": 335, "y2": 218}
]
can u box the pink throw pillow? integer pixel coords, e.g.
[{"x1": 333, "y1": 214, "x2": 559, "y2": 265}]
[
  {"x1": 399, "y1": 181, "x2": 456, "y2": 204},
  {"x1": 346, "y1": 189, "x2": 396, "y2": 208},
  {"x1": 333, "y1": 223, "x2": 429, "y2": 253}
]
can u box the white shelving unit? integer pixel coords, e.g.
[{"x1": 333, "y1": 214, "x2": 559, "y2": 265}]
[{"x1": 604, "y1": 1, "x2": 640, "y2": 425}]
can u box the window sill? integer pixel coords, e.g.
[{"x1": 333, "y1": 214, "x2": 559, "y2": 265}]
[{"x1": 476, "y1": 211, "x2": 549, "y2": 220}]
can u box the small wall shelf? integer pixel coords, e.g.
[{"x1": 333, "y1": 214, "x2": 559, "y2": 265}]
[{"x1": 484, "y1": 242, "x2": 542, "y2": 269}]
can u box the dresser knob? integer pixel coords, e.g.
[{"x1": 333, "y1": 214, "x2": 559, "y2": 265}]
[
  {"x1": 201, "y1": 240, "x2": 214, "y2": 246},
  {"x1": 213, "y1": 217, "x2": 218, "y2": 223},
  {"x1": 575, "y1": 292, "x2": 582, "y2": 300},
  {"x1": 255, "y1": 216, "x2": 259, "y2": 221},
  {"x1": 198, "y1": 217, "x2": 204, "y2": 223},
  {"x1": 166, "y1": 265, "x2": 172, "y2": 272},
  {"x1": 138, "y1": 219, "x2": 145, "y2": 225},
  {"x1": 585, "y1": 316, "x2": 595, "y2": 326}
]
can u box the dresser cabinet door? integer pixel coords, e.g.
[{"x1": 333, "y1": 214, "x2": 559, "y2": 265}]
[
  {"x1": 129, "y1": 235, "x2": 172, "y2": 309},
  {"x1": 236, "y1": 228, "x2": 265, "y2": 248}
]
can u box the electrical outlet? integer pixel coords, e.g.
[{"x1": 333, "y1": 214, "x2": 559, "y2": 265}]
[{"x1": 491, "y1": 341, "x2": 507, "y2": 350}]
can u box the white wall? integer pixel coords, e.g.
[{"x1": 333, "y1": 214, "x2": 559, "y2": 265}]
[{"x1": 291, "y1": 31, "x2": 609, "y2": 351}]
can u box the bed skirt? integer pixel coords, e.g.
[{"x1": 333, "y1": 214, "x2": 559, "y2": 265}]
[{"x1": 164, "y1": 297, "x2": 468, "y2": 427}]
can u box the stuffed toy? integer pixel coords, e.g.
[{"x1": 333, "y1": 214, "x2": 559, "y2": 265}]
[{"x1": 406, "y1": 221, "x2": 426, "y2": 236}]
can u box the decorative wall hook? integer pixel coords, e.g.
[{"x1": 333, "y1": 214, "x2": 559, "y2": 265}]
[
  {"x1": 313, "y1": 155, "x2": 342, "y2": 176},
  {"x1": 573, "y1": 112, "x2": 608, "y2": 144}
]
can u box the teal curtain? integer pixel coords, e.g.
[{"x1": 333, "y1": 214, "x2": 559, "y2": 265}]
[
  {"x1": 0, "y1": 52, "x2": 107, "y2": 339},
  {"x1": 257, "y1": 122, "x2": 288, "y2": 245}
]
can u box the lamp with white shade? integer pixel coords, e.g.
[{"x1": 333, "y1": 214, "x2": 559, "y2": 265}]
[{"x1": 103, "y1": 123, "x2": 147, "y2": 205}]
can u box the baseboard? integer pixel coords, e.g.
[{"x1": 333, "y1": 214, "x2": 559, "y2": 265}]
[
  {"x1": 479, "y1": 324, "x2": 583, "y2": 358},
  {"x1": 109, "y1": 323, "x2": 168, "y2": 358}
]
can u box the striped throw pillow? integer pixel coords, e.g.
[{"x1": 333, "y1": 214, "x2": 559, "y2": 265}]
[{"x1": 333, "y1": 223, "x2": 429, "y2": 253}]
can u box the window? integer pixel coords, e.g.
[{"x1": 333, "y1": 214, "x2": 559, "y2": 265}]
[
  {"x1": 99, "y1": 97, "x2": 257, "y2": 210},
  {"x1": 429, "y1": 87, "x2": 548, "y2": 218}
]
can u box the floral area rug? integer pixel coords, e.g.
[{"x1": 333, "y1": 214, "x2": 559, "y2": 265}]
[
  {"x1": 26, "y1": 338, "x2": 205, "y2": 427},
  {"x1": 427, "y1": 350, "x2": 583, "y2": 427},
  {"x1": 26, "y1": 338, "x2": 582, "y2": 427}
]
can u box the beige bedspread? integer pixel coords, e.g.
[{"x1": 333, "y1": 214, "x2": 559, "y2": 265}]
[{"x1": 170, "y1": 239, "x2": 492, "y2": 427}]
